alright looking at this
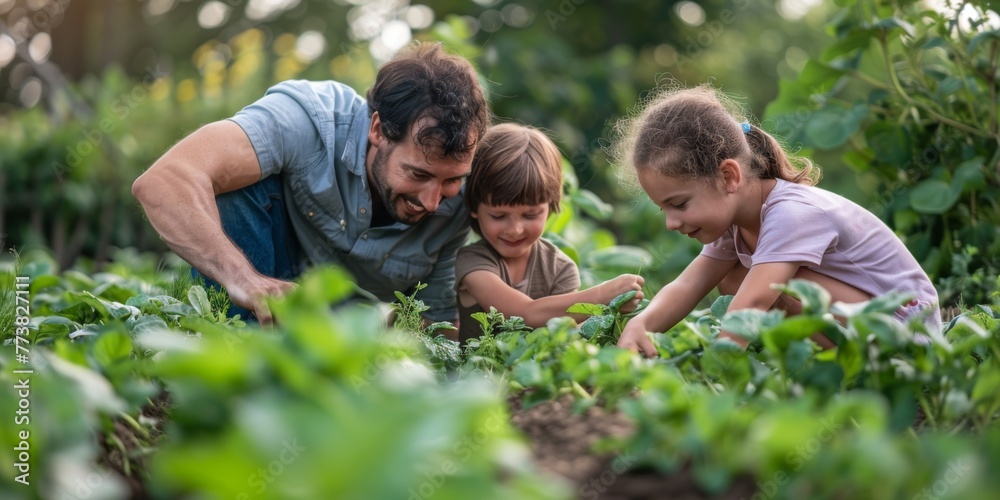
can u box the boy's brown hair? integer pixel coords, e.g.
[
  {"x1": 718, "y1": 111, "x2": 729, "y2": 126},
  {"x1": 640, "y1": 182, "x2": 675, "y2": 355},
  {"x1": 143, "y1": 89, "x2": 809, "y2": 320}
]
[{"x1": 465, "y1": 123, "x2": 564, "y2": 235}]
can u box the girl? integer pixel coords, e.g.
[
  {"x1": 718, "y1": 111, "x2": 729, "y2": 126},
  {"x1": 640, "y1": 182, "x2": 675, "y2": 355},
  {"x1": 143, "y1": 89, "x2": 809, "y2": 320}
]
[
  {"x1": 613, "y1": 86, "x2": 940, "y2": 356},
  {"x1": 455, "y1": 123, "x2": 645, "y2": 345}
]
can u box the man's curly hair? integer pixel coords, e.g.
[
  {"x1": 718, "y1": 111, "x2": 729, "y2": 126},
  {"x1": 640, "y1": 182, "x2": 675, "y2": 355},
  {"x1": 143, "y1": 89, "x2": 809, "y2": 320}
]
[{"x1": 367, "y1": 42, "x2": 490, "y2": 161}]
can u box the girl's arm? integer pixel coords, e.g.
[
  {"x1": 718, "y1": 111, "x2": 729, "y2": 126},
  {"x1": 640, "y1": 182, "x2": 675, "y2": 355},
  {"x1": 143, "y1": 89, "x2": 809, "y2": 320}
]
[
  {"x1": 460, "y1": 270, "x2": 644, "y2": 327},
  {"x1": 618, "y1": 255, "x2": 738, "y2": 357},
  {"x1": 718, "y1": 261, "x2": 802, "y2": 349}
]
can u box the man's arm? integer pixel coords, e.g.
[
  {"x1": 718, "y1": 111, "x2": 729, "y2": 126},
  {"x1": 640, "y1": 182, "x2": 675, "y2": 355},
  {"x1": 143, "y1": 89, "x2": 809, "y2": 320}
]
[{"x1": 131, "y1": 120, "x2": 293, "y2": 324}]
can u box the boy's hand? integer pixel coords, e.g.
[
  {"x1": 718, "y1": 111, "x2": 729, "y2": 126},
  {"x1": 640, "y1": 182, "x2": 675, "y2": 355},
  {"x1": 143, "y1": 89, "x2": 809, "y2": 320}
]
[
  {"x1": 618, "y1": 320, "x2": 658, "y2": 358},
  {"x1": 602, "y1": 274, "x2": 645, "y2": 312}
]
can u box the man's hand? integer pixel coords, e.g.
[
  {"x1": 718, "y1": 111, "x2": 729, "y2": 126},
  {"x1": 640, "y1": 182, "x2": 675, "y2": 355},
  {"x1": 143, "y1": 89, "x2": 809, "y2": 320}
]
[
  {"x1": 225, "y1": 274, "x2": 297, "y2": 326},
  {"x1": 617, "y1": 319, "x2": 658, "y2": 358}
]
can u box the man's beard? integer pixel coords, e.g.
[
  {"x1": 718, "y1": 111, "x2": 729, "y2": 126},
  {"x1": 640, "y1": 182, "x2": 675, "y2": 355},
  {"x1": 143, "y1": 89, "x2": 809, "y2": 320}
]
[{"x1": 371, "y1": 144, "x2": 426, "y2": 225}]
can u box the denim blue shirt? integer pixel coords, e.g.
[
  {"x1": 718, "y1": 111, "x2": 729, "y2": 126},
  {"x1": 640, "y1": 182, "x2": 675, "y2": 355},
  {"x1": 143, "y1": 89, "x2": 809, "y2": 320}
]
[{"x1": 229, "y1": 80, "x2": 470, "y2": 321}]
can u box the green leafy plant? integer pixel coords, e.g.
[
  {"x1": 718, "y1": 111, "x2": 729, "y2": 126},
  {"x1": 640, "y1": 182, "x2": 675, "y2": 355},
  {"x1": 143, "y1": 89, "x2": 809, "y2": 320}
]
[
  {"x1": 568, "y1": 290, "x2": 650, "y2": 346},
  {"x1": 766, "y1": 0, "x2": 1000, "y2": 305},
  {"x1": 391, "y1": 282, "x2": 462, "y2": 373}
]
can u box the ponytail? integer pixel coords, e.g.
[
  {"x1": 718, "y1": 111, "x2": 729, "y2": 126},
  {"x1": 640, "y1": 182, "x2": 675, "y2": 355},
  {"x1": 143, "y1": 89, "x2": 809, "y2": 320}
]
[
  {"x1": 611, "y1": 84, "x2": 820, "y2": 188},
  {"x1": 745, "y1": 124, "x2": 820, "y2": 186}
]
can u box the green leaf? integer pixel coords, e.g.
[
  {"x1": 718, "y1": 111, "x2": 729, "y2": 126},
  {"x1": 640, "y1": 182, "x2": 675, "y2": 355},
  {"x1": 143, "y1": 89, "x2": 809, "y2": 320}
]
[
  {"x1": 822, "y1": 29, "x2": 875, "y2": 60},
  {"x1": 93, "y1": 330, "x2": 133, "y2": 368},
  {"x1": 872, "y1": 17, "x2": 916, "y2": 37},
  {"x1": 579, "y1": 315, "x2": 614, "y2": 340},
  {"x1": 865, "y1": 122, "x2": 912, "y2": 166},
  {"x1": 188, "y1": 285, "x2": 213, "y2": 316},
  {"x1": 968, "y1": 29, "x2": 1000, "y2": 54},
  {"x1": 570, "y1": 189, "x2": 614, "y2": 221},
  {"x1": 804, "y1": 103, "x2": 869, "y2": 149},
  {"x1": 908, "y1": 179, "x2": 960, "y2": 214},
  {"x1": 105, "y1": 300, "x2": 140, "y2": 320},
  {"x1": 797, "y1": 60, "x2": 845, "y2": 89},
  {"x1": 127, "y1": 314, "x2": 170, "y2": 336},
  {"x1": 952, "y1": 157, "x2": 986, "y2": 193},
  {"x1": 772, "y1": 279, "x2": 831, "y2": 315},
  {"x1": 851, "y1": 313, "x2": 913, "y2": 349},
  {"x1": 837, "y1": 341, "x2": 865, "y2": 383},
  {"x1": 762, "y1": 316, "x2": 836, "y2": 351},
  {"x1": 63, "y1": 291, "x2": 112, "y2": 320},
  {"x1": 512, "y1": 360, "x2": 544, "y2": 387},
  {"x1": 545, "y1": 201, "x2": 574, "y2": 234},
  {"x1": 702, "y1": 341, "x2": 750, "y2": 390},
  {"x1": 423, "y1": 321, "x2": 457, "y2": 334},
  {"x1": 544, "y1": 232, "x2": 579, "y2": 264},
  {"x1": 782, "y1": 341, "x2": 814, "y2": 375},
  {"x1": 843, "y1": 150, "x2": 873, "y2": 173},
  {"x1": 37, "y1": 315, "x2": 79, "y2": 336},
  {"x1": 937, "y1": 77, "x2": 963, "y2": 95},
  {"x1": 566, "y1": 303, "x2": 607, "y2": 316},
  {"x1": 972, "y1": 368, "x2": 1000, "y2": 403},
  {"x1": 160, "y1": 303, "x2": 197, "y2": 316},
  {"x1": 583, "y1": 246, "x2": 653, "y2": 272},
  {"x1": 28, "y1": 274, "x2": 60, "y2": 294},
  {"x1": 62, "y1": 269, "x2": 98, "y2": 290},
  {"x1": 69, "y1": 323, "x2": 104, "y2": 340},
  {"x1": 609, "y1": 290, "x2": 637, "y2": 312},
  {"x1": 942, "y1": 389, "x2": 972, "y2": 421},
  {"x1": 710, "y1": 295, "x2": 733, "y2": 320},
  {"x1": 720, "y1": 309, "x2": 784, "y2": 342}
]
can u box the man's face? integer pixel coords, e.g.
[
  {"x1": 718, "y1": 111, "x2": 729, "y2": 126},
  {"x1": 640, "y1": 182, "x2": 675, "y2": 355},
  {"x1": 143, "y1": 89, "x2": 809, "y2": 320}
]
[{"x1": 367, "y1": 115, "x2": 472, "y2": 225}]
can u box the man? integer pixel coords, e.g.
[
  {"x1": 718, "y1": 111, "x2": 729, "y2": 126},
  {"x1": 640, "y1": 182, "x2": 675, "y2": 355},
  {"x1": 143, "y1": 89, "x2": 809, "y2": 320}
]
[{"x1": 132, "y1": 43, "x2": 490, "y2": 325}]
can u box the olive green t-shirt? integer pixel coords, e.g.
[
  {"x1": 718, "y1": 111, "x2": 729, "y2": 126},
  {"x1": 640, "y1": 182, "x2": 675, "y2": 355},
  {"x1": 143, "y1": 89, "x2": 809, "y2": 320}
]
[{"x1": 455, "y1": 238, "x2": 581, "y2": 344}]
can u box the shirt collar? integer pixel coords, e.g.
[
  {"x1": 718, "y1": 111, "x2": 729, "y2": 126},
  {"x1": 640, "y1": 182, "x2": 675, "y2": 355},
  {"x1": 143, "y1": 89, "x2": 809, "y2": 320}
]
[{"x1": 343, "y1": 105, "x2": 371, "y2": 177}]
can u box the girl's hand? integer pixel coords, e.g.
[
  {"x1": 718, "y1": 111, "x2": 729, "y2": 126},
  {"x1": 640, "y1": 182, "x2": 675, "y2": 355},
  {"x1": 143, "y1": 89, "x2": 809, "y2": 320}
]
[{"x1": 618, "y1": 320, "x2": 658, "y2": 358}]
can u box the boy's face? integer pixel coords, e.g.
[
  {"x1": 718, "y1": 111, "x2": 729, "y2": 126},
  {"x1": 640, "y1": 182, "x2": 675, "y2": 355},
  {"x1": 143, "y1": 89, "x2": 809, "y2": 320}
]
[
  {"x1": 368, "y1": 115, "x2": 472, "y2": 225},
  {"x1": 471, "y1": 202, "x2": 550, "y2": 263},
  {"x1": 637, "y1": 168, "x2": 734, "y2": 245}
]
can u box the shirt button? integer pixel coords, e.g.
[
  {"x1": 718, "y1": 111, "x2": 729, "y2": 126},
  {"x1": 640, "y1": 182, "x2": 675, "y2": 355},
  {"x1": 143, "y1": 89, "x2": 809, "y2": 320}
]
[
  {"x1": 362, "y1": 233, "x2": 368, "y2": 240},
  {"x1": 308, "y1": 211, "x2": 314, "y2": 217},
  {"x1": 360, "y1": 208, "x2": 367, "y2": 215}
]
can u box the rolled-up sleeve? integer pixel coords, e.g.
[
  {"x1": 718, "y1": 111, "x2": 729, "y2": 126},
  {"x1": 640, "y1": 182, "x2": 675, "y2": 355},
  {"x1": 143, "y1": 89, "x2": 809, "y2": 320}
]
[{"x1": 228, "y1": 86, "x2": 324, "y2": 179}]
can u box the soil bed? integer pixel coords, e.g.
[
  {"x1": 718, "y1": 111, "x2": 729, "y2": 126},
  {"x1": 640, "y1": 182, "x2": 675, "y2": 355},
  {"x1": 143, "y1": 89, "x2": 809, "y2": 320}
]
[{"x1": 510, "y1": 394, "x2": 757, "y2": 499}]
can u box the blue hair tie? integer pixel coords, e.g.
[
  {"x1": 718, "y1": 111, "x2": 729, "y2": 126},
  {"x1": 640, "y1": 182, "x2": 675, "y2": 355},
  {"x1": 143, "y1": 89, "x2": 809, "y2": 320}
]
[{"x1": 741, "y1": 122, "x2": 751, "y2": 134}]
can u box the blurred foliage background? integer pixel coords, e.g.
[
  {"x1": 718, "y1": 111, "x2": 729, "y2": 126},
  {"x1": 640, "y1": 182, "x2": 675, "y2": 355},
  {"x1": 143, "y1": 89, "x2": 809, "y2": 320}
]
[{"x1": 1, "y1": 0, "x2": 996, "y2": 305}]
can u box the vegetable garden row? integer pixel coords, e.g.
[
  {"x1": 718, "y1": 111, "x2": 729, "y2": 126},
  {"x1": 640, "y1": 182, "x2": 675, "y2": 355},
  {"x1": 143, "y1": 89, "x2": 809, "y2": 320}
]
[{"x1": 2, "y1": 250, "x2": 999, "y2": 499}]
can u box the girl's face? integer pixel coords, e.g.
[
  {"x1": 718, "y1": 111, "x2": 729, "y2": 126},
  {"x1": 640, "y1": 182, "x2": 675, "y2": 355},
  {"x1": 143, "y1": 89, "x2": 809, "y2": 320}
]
[
  {"x1": 637, "y1": 168, "x2": 736, "y2": 244},
  {"x1": 472, "y1": 203, "x2": 550, "y2": 262}
]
